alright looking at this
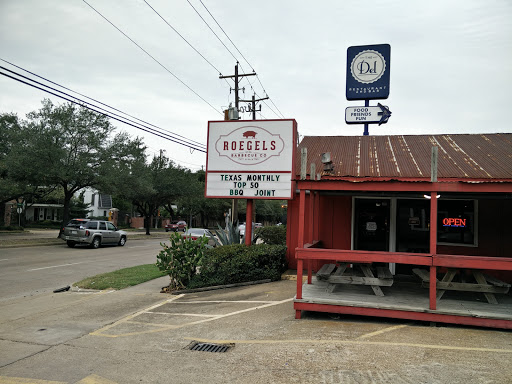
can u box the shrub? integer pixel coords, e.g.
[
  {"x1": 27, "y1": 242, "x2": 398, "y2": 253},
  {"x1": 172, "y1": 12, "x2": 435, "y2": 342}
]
[
  {"x1": 255, "y1": 225, "x2": 287, "y2": 245},
  {"x1": 189, "y1": 243, "x2": 287, "y2": 289},
  {"x1": 156, "y1": 231, "x2": 209, "y2": 290},
  {"x1": 0, "y1": 225, "x2": 24, "y2": 231},
  {"x1": 89, "y1": 216, "x2": 108, "y2": 221},
  {"x1": 26, "y1": 220, "x2": 61, "y2": 229}
]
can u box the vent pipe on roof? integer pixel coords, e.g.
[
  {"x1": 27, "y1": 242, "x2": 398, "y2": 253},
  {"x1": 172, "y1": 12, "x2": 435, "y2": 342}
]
[{"x1": 321, "y1": 152, "x2": 334, "y2": 175}]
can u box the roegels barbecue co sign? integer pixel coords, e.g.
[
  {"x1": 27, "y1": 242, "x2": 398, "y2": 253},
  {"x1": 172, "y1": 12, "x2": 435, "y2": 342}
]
[{"x1": 206, "y1": 120, "x2": 297, "y2": 199}]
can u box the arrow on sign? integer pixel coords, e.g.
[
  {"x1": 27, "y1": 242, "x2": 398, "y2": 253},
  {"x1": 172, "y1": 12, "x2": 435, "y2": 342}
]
[
  {"x1": 345, "y1": 104, "x2": 392, "y2": 125},
  {"x1": 377, "y1": 103, "x2": 392, "y2": 125}
]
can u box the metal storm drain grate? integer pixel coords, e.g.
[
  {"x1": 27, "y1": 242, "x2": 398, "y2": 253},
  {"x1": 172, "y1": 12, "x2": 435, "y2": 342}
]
[{"x1": 188, "y1": 342, "x2": 231, "y2": 353}]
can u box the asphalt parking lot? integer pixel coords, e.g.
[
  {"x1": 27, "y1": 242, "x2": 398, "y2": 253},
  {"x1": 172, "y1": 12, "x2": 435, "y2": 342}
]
[{"x1": 1, "y1": 274, "x2": 512, "y2": 384}]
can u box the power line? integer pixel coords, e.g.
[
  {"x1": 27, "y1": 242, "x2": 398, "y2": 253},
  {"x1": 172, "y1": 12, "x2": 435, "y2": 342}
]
[
  {"x1": 197, "y1": 0, "x2": 286, "y2": 119},
  {"x1": 0, "y1": 68, "x2": 207, "y2": 153},
  {"x1": 0, "y1": 58, "x2": 206, "y2": 149},
  {"x1": 81, "y1": 0, "x2": 222, "y2": 116},
  {"x1": 143, "y1": 0, "x2": 225, "y2": 79},
  {"x1": 0, "y1": 64, "x2": 206, "y2": 151},
  {"x1": 198, "y1": 0, "x2": 253, "y2": 72},
  {"x1": 185, "y1": 0, "x2": 238, "y2": 62}
]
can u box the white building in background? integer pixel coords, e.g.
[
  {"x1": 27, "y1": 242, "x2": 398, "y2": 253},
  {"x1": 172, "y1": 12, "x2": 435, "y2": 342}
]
[{"x1": 80, "y1": 187, "x2": 113, "y2": 218}]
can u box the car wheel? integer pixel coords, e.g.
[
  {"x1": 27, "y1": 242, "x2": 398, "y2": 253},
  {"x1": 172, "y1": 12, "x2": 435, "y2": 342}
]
[
  {"x1": 118, "y1": 236, "x2": 126, "y2": 246},
  {"x1": 91, "y1": 237, "x2": 101, "y2": 249},
  {"x1": 182, "y1": 228, "x2": 186, "y2": 232},
  {"x1": 165, "y1": 228, "x2": 169, "y2": 232},
  {"x1": 67, "y1": 241, "x2": 76, "y2": 248}
]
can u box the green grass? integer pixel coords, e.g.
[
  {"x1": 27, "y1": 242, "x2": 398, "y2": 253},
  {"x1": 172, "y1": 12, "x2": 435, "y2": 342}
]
[{"x1": 74, "y1": 264, "x2": 167, "y2": 290}]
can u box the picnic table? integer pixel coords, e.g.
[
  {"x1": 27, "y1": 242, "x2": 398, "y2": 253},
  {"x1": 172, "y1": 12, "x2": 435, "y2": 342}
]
[
  {"x1": 316, "y1": 263, "x2": 394, "y2": 296},
  {"x1": 413, "y1": 267, "x2": 510, "y2": 304}
]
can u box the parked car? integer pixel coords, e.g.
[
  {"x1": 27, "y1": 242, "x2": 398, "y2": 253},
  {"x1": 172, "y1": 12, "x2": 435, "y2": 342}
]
[
  {"x1": 182, "y1": 228, "x2": 217, "y2": 247},
  {"x1": 60, "y1": 220, "x2": 127, "y2": 248},
  {"x1": 165, "y1": 220, "x2": 187, "y2": 232},
  {"x1": 66, "y1": 218, "x2": 90, "y2": 228},
  {"x1": 59, "y1": 218, "x2": 90, "y2": 237},
  {"x1": 238, "y1": 222, "x2": 261, "y2": 237}
]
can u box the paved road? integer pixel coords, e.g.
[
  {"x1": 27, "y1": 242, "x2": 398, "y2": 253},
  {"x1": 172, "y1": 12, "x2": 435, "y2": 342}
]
[
  {"x1": 0, "y1": 238, "x2": 165, "y2": 302},
  {"x1": 1, "y1": 277, "x2": 512, "y2": 384},
  {"x1": 1, "y1": 240, "x2": 512, "y2": 383}
]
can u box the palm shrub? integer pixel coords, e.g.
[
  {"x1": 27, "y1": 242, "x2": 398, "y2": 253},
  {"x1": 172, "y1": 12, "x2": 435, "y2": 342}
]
[
  {"x1": 156, "y1": 231, "x2": 209, "y2": 290},
  {"x1": 213, "y1": 220, "x2": 242, "y2": 246}
]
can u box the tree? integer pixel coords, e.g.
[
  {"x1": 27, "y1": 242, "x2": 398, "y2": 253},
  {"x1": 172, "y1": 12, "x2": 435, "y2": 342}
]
[
  {"x1": 176, "y1": 170, "x2": 231, "y2": 228},
  {"x1": 5, "y1": 99, "x2": 145, "y2": 226},
  {"x1": 112, "y1": 151, "x2": 192, "y2": 235},
  {"x1": 0, "y1": 113, "x2": 26, "y2": 205}
]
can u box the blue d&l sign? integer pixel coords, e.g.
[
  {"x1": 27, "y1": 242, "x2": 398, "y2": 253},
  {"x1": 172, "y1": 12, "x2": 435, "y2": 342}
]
[{"x1": 346, "y1": 44, "x2": 390, "y2": 100}]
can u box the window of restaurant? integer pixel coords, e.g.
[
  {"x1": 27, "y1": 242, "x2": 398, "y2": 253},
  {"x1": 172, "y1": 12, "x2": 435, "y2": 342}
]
[{"x1": 437, "y1": 199, "x2": 477, "y2": 246}]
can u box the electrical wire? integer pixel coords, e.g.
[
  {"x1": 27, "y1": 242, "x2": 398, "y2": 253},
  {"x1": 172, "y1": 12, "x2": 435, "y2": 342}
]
[
  {"x1": 143, "y1": 0, "x2": 228, "y2": 89},
  {"x1": 0, "y1": 64, "x2": 206, "y2": 151},
  {"x1": 82, "y1": 0, "x2": 221, "y2": 116},
  {"x1": 198, "y1": 0, "x2": 253, "y2": 72},
  {"x1": 185, "y1": 0, "x2": 238, "y2": 62},
  {"x1": 197, "y1": 0, "x2": 286, "y2": 119},
  {"x1": 0, "y1": 58, "x2": 206, "y2": 149},
  {"x1": 0, "y1": 68, "x2": 207, "y2": 153}
]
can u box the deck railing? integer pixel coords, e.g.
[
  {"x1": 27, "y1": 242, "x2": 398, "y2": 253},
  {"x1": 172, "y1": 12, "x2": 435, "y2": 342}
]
[{"x1": 295, "y1": 245, "x2": 512, "y2": 311}]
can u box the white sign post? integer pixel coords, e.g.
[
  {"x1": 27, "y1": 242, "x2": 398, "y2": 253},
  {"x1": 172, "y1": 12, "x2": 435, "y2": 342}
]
[
  {"x1": 345, "y1": 103, "x2": 391, "y2": 125},
  {"x1": 206, "y1": 120, "x2": 297, "y2": 200}
]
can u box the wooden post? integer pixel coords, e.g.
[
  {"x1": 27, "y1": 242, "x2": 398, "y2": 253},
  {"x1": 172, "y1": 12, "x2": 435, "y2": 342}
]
[
  {"x1": 431, "y1": 146, "x2": 438, "y2": 183},
  {"x1": 298, "y1": 189, "x2": 306, "y2": 249},
  {"x1": 308, "y1": 162, "x2": 316, "y2": 283},
  {"x1": 308, "y1": 190, "x2": 314, "y2": 284},
  {"x1": 245, "y1": 199, "x2": 253, "y2": 246},
  {"x1": 300, "y1": 148, "x2": 307, "y2": 180},
  {"x1": 429, "y1": 191, "x2": 438, "y2": 310},
  {"x1": 429, "y1": 191, "x2": 438, "y2": 255},
  {"x1": 296, "y1": 189, "x2": 306, "y2": 300},
  {"x1": 429, "y1": 266, "x2": 437, "y2": 310},
  {"x1": 314, "y1": 191, "x2": 320, "y2": 241}
]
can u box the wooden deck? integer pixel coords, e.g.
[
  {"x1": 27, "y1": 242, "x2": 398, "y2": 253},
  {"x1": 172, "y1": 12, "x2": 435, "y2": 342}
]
[{"x1": 294, "y1": 277, "x2": 512, "y2": 328}]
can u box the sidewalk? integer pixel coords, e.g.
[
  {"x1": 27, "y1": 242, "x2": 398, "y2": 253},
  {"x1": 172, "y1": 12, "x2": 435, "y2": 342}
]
[
  {"x1": 0, "y1": 228, "x2": 170, "y2": 248},
  {"x1": 2, "y1": 274, "x2": 511, "y2": 383}
]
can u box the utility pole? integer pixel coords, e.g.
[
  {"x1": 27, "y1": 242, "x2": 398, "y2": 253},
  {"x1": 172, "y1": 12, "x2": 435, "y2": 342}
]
[
  {"x1": 219, "y1": 62, "x2": 256, "y2": 116},
  {"x1": 220, "y1": 62, "x2": 257, "y2": 226},
  {"x1": 239, "y1": 94, "x2": 269, "y2": 120}
]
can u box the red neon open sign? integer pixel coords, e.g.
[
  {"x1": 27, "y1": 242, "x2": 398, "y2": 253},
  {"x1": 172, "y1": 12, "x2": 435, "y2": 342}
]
[{"x1": 442, "y1": 218, "x2": 466, "y2": 227}]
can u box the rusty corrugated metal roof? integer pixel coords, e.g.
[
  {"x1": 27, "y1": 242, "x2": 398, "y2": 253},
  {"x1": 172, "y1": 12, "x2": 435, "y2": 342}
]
[{"x1": 296, "y1": 133, "x2": 512, "y2": 180}]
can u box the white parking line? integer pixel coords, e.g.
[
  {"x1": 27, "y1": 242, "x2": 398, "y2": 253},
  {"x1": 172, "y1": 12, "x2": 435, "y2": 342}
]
[
  {"x1": 0, "y1": 259, "x2": 9, "y2": 262},
  {"x1": 91, "y1": 297, "x2": 293, "y2": 338},
  {"x1": 175, "y1": 300, "x2": 276, "y2": 304},
  {"x1": 28, "y1": 261, "x2": 87, "y2": 271},
  {"x1": 146, "y1": 311, "x2": 217, "y2": 318}
]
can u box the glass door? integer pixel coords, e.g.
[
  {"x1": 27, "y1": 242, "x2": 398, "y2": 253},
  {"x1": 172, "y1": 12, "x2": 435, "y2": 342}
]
[{"x1": 354, "y1": 198, "x2": 390, "y2": 251}]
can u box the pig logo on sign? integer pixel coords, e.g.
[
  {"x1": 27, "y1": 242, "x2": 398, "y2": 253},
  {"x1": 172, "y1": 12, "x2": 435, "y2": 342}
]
[{"x1": 243, "y1": 130, "x2": 257, "y2": 139}]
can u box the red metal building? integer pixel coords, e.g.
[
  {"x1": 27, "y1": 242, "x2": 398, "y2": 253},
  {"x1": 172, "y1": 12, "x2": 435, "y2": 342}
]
[{"x1": 287, "y1": 133, "x2": 512, "y2": 329}]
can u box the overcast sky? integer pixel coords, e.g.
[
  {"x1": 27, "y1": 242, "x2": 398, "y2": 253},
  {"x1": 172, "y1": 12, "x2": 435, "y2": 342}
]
[{"x1": 1, "y1": 0, "x2": 511, "y2": 171}]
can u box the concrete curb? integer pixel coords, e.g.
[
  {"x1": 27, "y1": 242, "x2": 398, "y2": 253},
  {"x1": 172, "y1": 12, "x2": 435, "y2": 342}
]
[
  {"x1": 166, "y1": 279, "x2": 273, "y2": 295},
  {"x1": 0, "y1": 233, "x2": 170, "y2": 249}
]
